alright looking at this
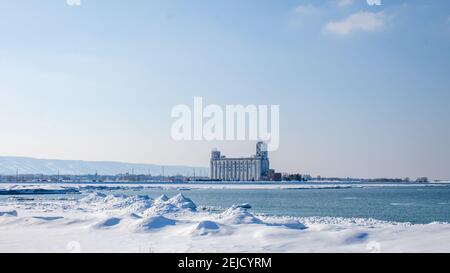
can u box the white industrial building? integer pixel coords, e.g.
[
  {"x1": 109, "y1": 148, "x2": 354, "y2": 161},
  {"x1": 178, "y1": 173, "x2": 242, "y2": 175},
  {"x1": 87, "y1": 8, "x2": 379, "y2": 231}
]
[{"x1": 210, "y1": 142, "x2": 270, "y2": 181}]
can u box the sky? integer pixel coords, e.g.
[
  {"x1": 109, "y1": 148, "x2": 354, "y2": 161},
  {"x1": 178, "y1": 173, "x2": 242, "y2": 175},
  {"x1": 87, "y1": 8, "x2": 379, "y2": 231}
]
[{"x1": 0, "y1": 0, "x2": 450, "y2": 179}]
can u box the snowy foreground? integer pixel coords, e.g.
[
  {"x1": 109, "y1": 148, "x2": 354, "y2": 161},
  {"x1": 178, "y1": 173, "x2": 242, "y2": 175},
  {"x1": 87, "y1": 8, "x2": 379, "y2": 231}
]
[{"x1": 1, "y1": 188, "x2": 450, "y2": 253}]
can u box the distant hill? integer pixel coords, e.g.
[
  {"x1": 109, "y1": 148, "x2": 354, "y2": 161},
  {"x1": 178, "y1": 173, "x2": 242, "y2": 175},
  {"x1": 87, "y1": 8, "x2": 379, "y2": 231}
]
[{"x1": 0, "y1": 156, "x2": 208, "y2": 176}]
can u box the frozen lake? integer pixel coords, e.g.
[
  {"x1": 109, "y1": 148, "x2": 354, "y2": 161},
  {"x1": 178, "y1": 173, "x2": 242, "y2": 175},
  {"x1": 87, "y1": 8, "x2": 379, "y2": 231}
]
[
  {"x1": 2, "y1": 182, "x2": 450, "y2": 252},
  {"x1": 2, "y1": 182, "x2": 449, "y2": 224}
]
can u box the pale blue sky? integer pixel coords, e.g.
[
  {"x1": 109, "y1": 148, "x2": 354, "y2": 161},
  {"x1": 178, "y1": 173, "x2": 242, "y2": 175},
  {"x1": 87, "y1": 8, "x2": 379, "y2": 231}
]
[{"x1": 1, "y1": 0, "x2": 450, "y2": 179}]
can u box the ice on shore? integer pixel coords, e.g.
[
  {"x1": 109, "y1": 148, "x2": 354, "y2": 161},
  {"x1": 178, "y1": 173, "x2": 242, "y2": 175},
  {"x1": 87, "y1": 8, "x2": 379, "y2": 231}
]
[
  {"x1": 134, "y1": 215, "x2": 177, "y2": 231},
  {"x1": 32, "y1": 216, "x2": 64, "y2": 221},
  {"x1": 236, "y1": 203, "x2": 252, "y2": 209},
  {"x1": 143, "y1": 202, "x2": 179, "y2": 216},
  {"x1": 167, "y1": 193, "x2": 197, "y2": 211},
  {"x1": 2, "y1": 189, "x2": 450, "y2": 253},
  {"x1": 263, "y1": 217, "x2": 308, "y2": 230},
  {"x1": 0, "y1": 185, "x2": 79, "y2": 195},
  {"x1": 220, "y1": 205, "x2": 263, "y2": 225},
  {"x1": 93, "y1": 217, "x2": 122, "y2": 229},
  {"x1": 154, "y1": 194, "x2": 169, "y2": 203},
  {"x1": 80, "y1": 193, "x2": 153, "y2": 214},
  {"x1": 218, "y1": 205, "x2": 307, "y2": 230},
  {"x1": 344, "y1": 232, "x2": 370, "y2": 244},
  {"x1": 192, "y1": 220, "x2": 222, "y2": 237},
  {"x1": 0, "y1": 210, "x2": 18, "y2": 217},
  {"x1": 108, "y1": 195, "x2": 153, "y2": 214},
  {"x1": 80, "y1": 192, "x2": 107, "y2": 203},
  {"x1": 142, "y1": 193, "x2": 197, "y2": 216}
]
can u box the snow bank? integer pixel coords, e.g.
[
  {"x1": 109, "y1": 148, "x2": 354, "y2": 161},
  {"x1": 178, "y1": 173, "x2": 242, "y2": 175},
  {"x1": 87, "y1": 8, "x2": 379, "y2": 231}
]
[
  {"x1": 220, "y1": 206, "x2": 263, "y2": 225},
  {"x1": 236, "y1": 203, "x2": 252, "y2": 209},
  {"x1": 141, "y1": 193, "x2": 197, "y2": 217},
  {"x1": 218, "y1": 205, "x2": 307, "y2": 230},
  {"x1": 192, "y1": 220, "x2": 221, "y2": 236},
  {"x1": 0, "y1": 185, "x2": 79, "y2": 195},
  {"x1": 263, "y1": 218, "x2": 307, "y2": 230},
  {"x1": 154, "y1": 194, "x2": 169, "y2": 203},
  {"x1": 80, "y1": 193, "x2": 153, "y2": 214},
  {"x1": 80, "y1": 192, "x2": 107, "y2": 203},
  {"x1": 0, "y1": 210, "x2": 18, "y2": 217},
  {"x1": 93, "y1": 217, "x2": 122, "y2": 229},
  {"x1": 106, "y1": 195, "x2": 153, "y2": 214},
  {"x1": 167, "y1": 194, "x2": 197, "y2": 211},
  {"x1": 133, "y1": 215, "x2": 177, "y2": 231},
  {"x1": 2, "y1": 190, "x2": 450, "y2": 253},
  {"x1": 143, "y1": 202, "x2": 179, "y2": 216}
]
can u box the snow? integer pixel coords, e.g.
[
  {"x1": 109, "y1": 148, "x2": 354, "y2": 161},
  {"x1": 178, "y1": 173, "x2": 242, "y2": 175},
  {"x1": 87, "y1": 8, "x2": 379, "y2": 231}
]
[
  {"x1": 93, "y1": 217, "x2": 122, "y2": 229},
  {"x1": 80, "y1": 193, "x2": 154, "y2": 215},
  {"x1": 220, "y1": 206, "x2": 263, "y2": 225},
  {"x1": 0, "y1": 210, "x2": 18, "y2": 217},
  {"x1": 80, "y1": 192, "x2": 108, "y2": 203},
  {"x1": 143, "y1": 202, "x2": 180, "y2": 216},
  {"x1": 1, "y1": 189, "x2": 450, "y2": 253},
  {"x1": 155, "y1": 194, "x2": 169, "y2": 203},
  {"x1": 133, "y1": 216, "x2": 177, "y2": 231},
  {"x1": 0, "y1": 184, "x2": 79, "y2": 195},
  {"x1": 1, "y1": 182, "x2": 449, "y2": 194},
  {"x1": 167, "y1": 194, "x2": 197, "y2": 211},
  {"x1": 236, "y1": 203, "x2": 252, "y2": 209},
  {"x1": 192, "y1": 221, "x2": 222, "y2": 236},
  {"x1": 139, "y1": 194, "x2": 197, "y2": 217}
]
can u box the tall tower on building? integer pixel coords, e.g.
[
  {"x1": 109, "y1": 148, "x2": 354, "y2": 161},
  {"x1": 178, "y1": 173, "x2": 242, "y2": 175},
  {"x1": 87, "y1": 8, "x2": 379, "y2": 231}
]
[
  {"x1": 211, "y1": 149, "x2": 221, "y2": 160},
  {"x1": 256, "y1": 141, "x2": 268, "y2": 159},
  {"x1": 256, "y1": 141, "x2": 270, "y2": 180}
]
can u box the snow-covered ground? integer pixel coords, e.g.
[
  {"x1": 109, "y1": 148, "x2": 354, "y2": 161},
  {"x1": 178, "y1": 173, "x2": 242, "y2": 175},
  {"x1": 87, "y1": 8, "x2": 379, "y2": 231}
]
[
  {"x1": 0, "y1": 182, "x2": 362, "y2": 192},
  {"x1": 0, "y1": 184, "x2": 79, "y2": 195},
  {"x1": 1, "y1": 187, "x2": 450, "y2": 253},
  {"x1": 1, "y1": 181, "x2": 448, "y2": 193}
]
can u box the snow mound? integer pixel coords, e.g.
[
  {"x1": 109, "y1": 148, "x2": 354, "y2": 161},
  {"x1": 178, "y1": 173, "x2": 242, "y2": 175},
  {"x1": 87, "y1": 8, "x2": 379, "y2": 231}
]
[
  {"x1": 80, "y1": 193, "x2": 153, "y2": 214},
  {"x1": 263, "y1": 218, "x2": 307, "y2": 230},
  {"x1": 0, "y1": 210, "x2": 18, "y2": 217},
  {"x1": 220, "y1": 206, "x2": 263, "y2": 225},
  {"x1": 102, "y1": 194, "x2": 128, "y2": 205},
  {"x1": 142, "y1": 202, "x2": 179, "y2": 217},
  {"x1": 32, "y1": 216, "x2": 64, "y2": 221},
  {"x1": 167, "y1": 193, "x2": 197, "y2": 211},
  {"x1": 192, "y1": 220, "x2": 221, "y2": 236},
  {"x1": 142, "y1": 193, "x2": 197, "y2": 216},
  {"x1": 345, "y1": 232, "x2": 369, "y2": 244},
  {"x1": 105, "y1": 195, "x2": 153, "y2": 214},
  {"x1": 134, "y1": 216, "x2": 177, "y2": 231},
  {"x1": 236, "y1": 203, "x2": 252, "y2": 209},
  {"x1": 93, "y1": 217, "x2": 122, "y2": 229},
  {"x1": 121, "y1": 212, "x2": 143, "y2": 219},
  {"x1": 0, "y1": 185, "x2": 79, "y2": 195},
  {"x1": 299, "y1": 216, "x2": 410, "y2": 228},
  {"x1": 80, "y1": 192, "x2": 107, "y2": 203},
  {"x1": 154, "y1": 194, "x2": 169, "y2": 203}
]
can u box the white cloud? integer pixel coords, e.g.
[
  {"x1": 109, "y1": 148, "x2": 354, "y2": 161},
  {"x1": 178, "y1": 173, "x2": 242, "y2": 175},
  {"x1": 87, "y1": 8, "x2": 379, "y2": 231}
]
[
  {"x1": 324, "y1": 11, "x2": 385, "y2": 36},
  {"x1": 66, "y1": 0, "x2": 81, "y2": 6},
  {"x1": 367, "y1": 0, "x2": 382, "y2": 6}
]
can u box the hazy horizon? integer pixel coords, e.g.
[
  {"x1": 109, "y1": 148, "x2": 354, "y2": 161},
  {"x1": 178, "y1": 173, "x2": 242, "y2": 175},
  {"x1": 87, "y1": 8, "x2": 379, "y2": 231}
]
[
  {"x1": 1, "y1": 0, "x2": 450, "y2": 179},
  {"x1": 0, "y1": 151, "x2": 445, "y2": 180}
]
